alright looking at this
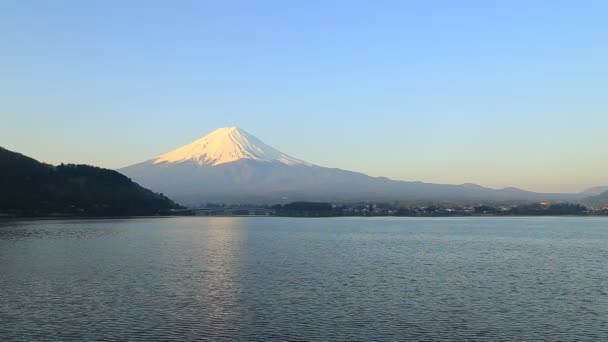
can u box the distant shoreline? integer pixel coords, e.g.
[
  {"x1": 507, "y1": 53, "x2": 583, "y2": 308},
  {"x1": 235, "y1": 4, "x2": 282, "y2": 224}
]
[{"x1": 2, "y1": 214, "x2": 607, "y2": 221}]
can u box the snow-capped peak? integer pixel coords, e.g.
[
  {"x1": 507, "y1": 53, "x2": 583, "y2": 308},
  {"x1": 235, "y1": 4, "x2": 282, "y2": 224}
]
[{"x1": 152, "y1": 126, "x2": 311, "y2": 166}]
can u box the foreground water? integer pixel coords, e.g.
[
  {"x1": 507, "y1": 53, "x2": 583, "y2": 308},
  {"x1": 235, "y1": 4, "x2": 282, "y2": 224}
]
[{"x1": 1, "y1": 217, "x2": 607, "y2": 341}]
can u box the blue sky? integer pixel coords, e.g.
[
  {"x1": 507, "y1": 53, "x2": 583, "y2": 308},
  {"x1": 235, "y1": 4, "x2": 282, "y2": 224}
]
[{"x1": 1, "y1": 0, "x2": 607, "y2": 192}]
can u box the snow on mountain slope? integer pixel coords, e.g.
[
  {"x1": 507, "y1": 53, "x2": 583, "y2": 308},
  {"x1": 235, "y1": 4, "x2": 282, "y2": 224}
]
[{"x1": 152, "y1": 127, "x2": 311, "y2": 166}]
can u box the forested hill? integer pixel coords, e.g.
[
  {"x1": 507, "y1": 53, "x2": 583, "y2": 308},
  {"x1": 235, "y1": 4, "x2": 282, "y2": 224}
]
[
  {"x1": 0, "y1": 147, "x2": 182, "y2": 216},
  {"x1": 583, "y1": 190, "x2": 608, "y2": 207}
]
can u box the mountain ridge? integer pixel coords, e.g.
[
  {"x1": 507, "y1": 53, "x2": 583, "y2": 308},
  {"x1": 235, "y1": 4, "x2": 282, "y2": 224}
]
[
  {"x1": 581, "y1": 186, "x2": 608, "y2": 196},
  {"x1": 118, "y1": 127, "x2": 583, "y2": 205},
  {"x1": 583, "y1": 190, "x2": 608, "y2": 206}
]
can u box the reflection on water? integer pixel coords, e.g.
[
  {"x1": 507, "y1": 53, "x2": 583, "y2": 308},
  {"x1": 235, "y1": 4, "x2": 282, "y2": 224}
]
[
  {"x1": 183, "y1": 218, "x2": 246, "y2": 339},
  {"x1": 1, "y1": 217, "x2": 608, "y2": 341}
]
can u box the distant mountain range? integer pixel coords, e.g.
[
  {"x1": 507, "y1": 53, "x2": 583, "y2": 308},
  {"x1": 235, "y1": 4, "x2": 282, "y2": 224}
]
[
  {"x1": 581, "y1": 186, "x2": 608, "y2": 196},
  {"x1": 0, "y1": 147, "x2": 180, "y2": 216},
  {"x1": 119, "y1": 127, "x2": 594, "y2": 205}
]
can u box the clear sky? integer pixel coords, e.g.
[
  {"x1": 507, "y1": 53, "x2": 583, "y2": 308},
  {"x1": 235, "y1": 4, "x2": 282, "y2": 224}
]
[{"x1": 1, "y1": 0, "x2": 607, "y2": 193}]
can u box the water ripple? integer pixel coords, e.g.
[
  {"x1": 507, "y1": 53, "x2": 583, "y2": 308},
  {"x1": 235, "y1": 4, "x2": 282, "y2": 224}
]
[{"x1": 1, "y1": 217, "x2": 608, "y2": 341}]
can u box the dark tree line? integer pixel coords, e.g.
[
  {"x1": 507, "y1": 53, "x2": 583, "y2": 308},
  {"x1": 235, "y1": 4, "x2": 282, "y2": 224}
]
[
  {"x1": 506, "y1": 203, "x2": 588, "y2": 216},
  {"x1": 1, "y1": 147, "x2": 181, "y2": 217}
]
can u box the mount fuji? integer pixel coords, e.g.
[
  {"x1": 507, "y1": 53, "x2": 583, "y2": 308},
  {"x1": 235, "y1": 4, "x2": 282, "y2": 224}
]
[
  {"x1": 150, "y1": 127, "x2": 310, "y2": 167},
  {"x1": 119, "y1": 127, "x2": 577, "y2": 205}
]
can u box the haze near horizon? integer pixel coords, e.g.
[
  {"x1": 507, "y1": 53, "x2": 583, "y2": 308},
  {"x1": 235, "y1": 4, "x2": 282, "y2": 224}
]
[{"x1": 1, "y1": 1, "x2": 607, "y2": 193}]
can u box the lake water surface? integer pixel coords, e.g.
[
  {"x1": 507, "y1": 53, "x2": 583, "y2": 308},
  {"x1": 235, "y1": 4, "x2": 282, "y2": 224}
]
[{"x1": 1, "y1": 217, "x2": 607, "y2": 341}]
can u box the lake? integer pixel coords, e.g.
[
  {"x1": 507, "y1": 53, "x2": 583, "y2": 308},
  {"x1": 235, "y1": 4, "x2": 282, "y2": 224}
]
[{"x1": 1, "y1": 217, "x2": 607, "y2": 341}]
